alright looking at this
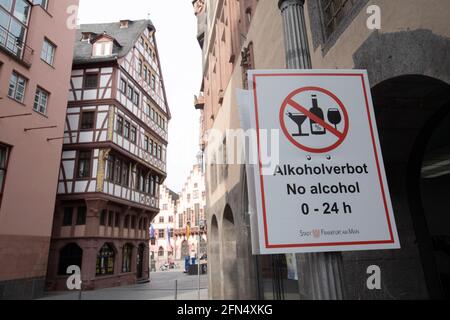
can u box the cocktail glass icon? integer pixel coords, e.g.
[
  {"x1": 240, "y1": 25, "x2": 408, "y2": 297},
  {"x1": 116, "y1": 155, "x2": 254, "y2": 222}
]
[{"x1": 287, "y1": 112, "x2": 309, "y2": 137}]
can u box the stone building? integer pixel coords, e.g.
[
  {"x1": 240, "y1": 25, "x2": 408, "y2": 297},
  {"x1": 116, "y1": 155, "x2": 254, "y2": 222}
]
[
  {"x1": 192, "y1": 0, "x2": 450, "y2": 299},
  {"x1": 173, "y1": 160, "x2": 207, "y2": 263},
  {"x1": 150, "y1": 184, "x2": 178, "y2": 270},
  {"x1": 45, "y1": 19, "x2": 170, "y2": 291},
  {"x1": 0, "y1": 0, "x2": 79, "y2": 299}
]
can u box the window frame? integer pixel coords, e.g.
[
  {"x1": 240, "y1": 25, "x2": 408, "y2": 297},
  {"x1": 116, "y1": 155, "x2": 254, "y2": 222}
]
[
  {"x1": 83, "y1": 72, "x2": 99, "y2": 89},
  {"x1": 7, "y1": 71, "x2": 27, "y2": 103},
  {"x1": 40, "y1": 37, "x2": 56, "y2": 66},
  {"x1": 76, "y1": 206, "x2": 87, "y2": 226},
  {"x1": 79, "y1": 110, "x2": 96, "y2": 130},
  {"x1": 32, "y1": 86, "x2": 50, "y2": 115},
  {"x1": 76, "y1": 150, "x2": 92, "y2": 180}
]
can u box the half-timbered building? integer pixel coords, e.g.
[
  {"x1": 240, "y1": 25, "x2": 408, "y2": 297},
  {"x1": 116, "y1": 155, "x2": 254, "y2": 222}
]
[{"x1": 45, "y1": 19, "x2": 170, "y2": 291}]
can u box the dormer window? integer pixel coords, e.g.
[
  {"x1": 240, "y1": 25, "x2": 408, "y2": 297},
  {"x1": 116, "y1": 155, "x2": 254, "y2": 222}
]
[
  {"x1": 93, "y1": 41, "x2": 113, "y2": 57},
  {"x1": 120, "y1": 20, "x2": 131, "y2": 28},
  {"x1": 81, "y1": 32, "x2": 92, "y2": 42}
]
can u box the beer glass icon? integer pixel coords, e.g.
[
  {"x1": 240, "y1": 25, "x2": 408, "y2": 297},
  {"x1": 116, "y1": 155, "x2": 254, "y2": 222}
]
[{"x1": 287, "y1": 112, "x2": 309, "y2": 137}]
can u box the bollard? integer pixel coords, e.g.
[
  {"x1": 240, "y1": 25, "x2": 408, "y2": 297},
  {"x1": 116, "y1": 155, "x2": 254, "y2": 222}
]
[{"x1": 174, "y1": 279, "x2": 178, "y2": 300}]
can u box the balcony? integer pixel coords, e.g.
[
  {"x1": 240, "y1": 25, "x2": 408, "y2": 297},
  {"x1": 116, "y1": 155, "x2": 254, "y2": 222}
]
[{"x1": 0, "y1": 26, "x2": 34, "y2": 67}]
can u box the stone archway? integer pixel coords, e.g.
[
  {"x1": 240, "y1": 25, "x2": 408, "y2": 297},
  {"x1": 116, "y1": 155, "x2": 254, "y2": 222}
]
[
  {"x1": 209, "y1": 214, "x2": 222, "y2": 299},
  {"x1": 371, "y1": 74, "x2": 450, "y2": 299},
  {"x1": 222, "y1": 205, "x2": 239, "y2": 299}
]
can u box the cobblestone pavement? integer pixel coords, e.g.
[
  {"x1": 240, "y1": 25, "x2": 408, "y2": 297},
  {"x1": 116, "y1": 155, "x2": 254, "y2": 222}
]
[{"x1": 39, "y1": 270, "x2": 208, "y2": 300}]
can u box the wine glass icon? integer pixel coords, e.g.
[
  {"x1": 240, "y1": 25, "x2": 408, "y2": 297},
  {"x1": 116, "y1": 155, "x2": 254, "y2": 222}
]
[
  {"x1": 327, "y1": 108, "x2": 342, "y2": 130},
  {"x1": 287, "y1": 112, "x2": 309, "y2": 137}
]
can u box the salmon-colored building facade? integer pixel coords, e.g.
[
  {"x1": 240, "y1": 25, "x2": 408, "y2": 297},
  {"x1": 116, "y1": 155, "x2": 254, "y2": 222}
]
[{"x1": 0, "y1": 0, "x2": 79, "y2": 299}]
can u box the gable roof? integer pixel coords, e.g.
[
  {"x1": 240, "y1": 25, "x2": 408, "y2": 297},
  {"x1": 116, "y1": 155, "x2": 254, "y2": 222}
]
[{"x1": 73, "y1": 19, "x2": 154, "y2": 65}]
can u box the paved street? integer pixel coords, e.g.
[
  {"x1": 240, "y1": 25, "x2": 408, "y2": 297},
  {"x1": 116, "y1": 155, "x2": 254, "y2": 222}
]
[{"x1": 40, "y1": 271, "x2": 208, "y2": 300}]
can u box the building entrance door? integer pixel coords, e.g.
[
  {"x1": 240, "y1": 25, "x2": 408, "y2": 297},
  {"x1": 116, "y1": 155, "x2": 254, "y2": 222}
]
[{"x1": 137, "y1": 244, "x2": 145, "y2": 279}]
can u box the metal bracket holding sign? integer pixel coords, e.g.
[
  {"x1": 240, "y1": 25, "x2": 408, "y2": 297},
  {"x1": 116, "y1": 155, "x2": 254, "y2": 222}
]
[{"x1": 239, "y1": 69, "x2": 400, "y2": 255}]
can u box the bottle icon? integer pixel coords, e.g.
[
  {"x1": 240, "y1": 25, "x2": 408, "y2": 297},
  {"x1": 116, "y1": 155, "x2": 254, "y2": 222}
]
[{"x1": 309, "y1": 95, "x2": 326, "y2": 135}]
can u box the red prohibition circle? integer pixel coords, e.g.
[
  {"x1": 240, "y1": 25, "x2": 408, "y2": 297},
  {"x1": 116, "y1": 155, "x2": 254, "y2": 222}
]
[{"x1": 279, "y1": 86, "x2": 350, "y2": 153}]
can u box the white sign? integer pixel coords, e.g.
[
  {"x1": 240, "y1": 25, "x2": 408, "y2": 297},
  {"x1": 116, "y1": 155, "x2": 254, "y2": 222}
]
[{"x1": 244, "y1": 69, "x2": 400, "y2": 254}]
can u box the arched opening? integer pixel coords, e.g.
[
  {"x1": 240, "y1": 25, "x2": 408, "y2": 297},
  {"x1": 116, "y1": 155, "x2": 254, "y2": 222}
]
[
  {"x1": 209, "y1": 214, "x2": 222, "y2": 299},
  {"x1": 222, "y1": 205, "x2": 239, "y2": 299},
  {"x1": 372, "y1": 74, "x2": 450, "y2": 299},
  {"x1": 58, "y1": 243, "x2": 83, "y2": 275},
  {"x1": 96, "y1": 243, "x2": 115, "y2": 276},
  {"x1": 122, "y1": 243, "x2": 133, "y2": 273},
  {"x1": 420, "y1": 107, "x2": 450, "y2": 298}
]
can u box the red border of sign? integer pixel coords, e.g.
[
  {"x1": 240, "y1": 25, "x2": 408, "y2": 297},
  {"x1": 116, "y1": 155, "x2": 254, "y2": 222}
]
[
  {"x1": 252, "y1": 73, "x2": 395, "y2": 249},
  {"x1": 279, "y1": 86, "x2": 350, "y2": 153}
]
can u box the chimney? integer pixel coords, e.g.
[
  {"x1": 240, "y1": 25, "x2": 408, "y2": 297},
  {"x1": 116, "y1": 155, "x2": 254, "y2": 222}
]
[{"x1": 120, "y1": 20, "x2": 131, "y2": 28}]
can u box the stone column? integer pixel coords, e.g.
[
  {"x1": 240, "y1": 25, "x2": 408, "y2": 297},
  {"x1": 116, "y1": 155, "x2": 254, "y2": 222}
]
[{"x1": 278, "y1": 0, "x2": 345, "y2": 300}]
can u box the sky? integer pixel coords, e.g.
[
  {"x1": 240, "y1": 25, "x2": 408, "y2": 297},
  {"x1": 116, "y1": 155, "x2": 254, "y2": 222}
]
[{"x1": 78, "y1": 0, "x2": 202, "y2": 193}]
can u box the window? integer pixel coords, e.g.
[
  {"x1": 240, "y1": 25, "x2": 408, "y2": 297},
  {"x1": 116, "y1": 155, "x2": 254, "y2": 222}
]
[
  {"x1": 138, "y1": 59, "x2": 143, "y2": 76},
  {"x1": 96, "y1": 243, "x2": 115, "y2": 276},
  {"x1": 8, "y1": 72, "x2": 26, "y2": 103},
  {"x1": 80, "y1": 111, "x2": 95, "y2": 130},
  {"x1": 133, "y1": 90, "x2": 139, "y2": 106},
  {"x1": 116, "y1": 115, "x2": 123, "y2": 134},
  {"x1": 144, "y1": 66, "x2": 148, "y2": 82},
  {"x1": 119, "y1": 78, "x2": 127, "y2": 93},
  {"x1": 121, "y1": 162, "x2": 129, "y2": 187},
  {"x1": 150, "y1": 74, "x2": 156, "y2": 90},
  {"x1": 41, "y1": 38, "x2": 55, "y2": 65},
  {"x1": 93, "y1": 41, "x2": 112, "y2": 57},
  {"x1": 169, "y1": 216, "x2": 173, "y2": 223},
  {"x1": 108, "y1": 211, "x2": 113, "y2": 227},
  {"x1": 157, "y1": 145, "x2": 162, "y2": 160},
  {"x1": 158, "y1": 229, "x2": 164, "y2": 238},
  {"x1": 153, "y1": 142, "x2": 158, "y2": 157},
  {"x1": 100, "y1": 210, "x2": 107, "y2": 226},
  {"x1": 76, "y1": 207, "x2": 87, "y2": 225},
  {"x1": 114, "y1": 158, "x2": 122, "y2": 184},
  {"x1": 122, "y1": 244, "x2": 132, "y2": 273},
  {"x1": 131, "y1": 216, "x2": 136, "y2": 229},
  {"x1": 158, "y1": 246, "x2": 164, "y2": 257},
  {"x1": 127, "y1": 84, "x2": 133, "y2": 100},
  {"x1": 124, "y1": 120, "x2": 130, "y2": 139},
  {"x1": 33, "y1": 87, "x2": 49, "y2": 115},
  {"x1": 33, "y1": 0, "x2": 48, "y2": 10},
  {"x1": 58, "y1": 243, "x2": 82, "y2": 275},
  {"x1": 144, "y1": 103, "x2": 151, "y2": 117},
  {"x1": 106, "y1": 155, "x2": 114, "y2": 181},
  {"x1": 144, "y1": 136, "x2": 149, "y2": 152},
  {"x1": 124, "y1": 215, "x2": 130, "y2": 228},
  {"x1": 0, "y1": 1, "x2": 30, "y2": 59},
  {"x1": 114, "y1": 212, "x2": 120, "y2": 227},
  {"x1": 77, "y1": 150, "x2": 91, "y2": 179},
  {"x1": 131, "y1": 126, "x2": 137, "y2": 143},
  {"x1": 62, "y1": 207, "x2": 73, "y2": 226},
  {"x1": 84, "y1": 73, "x2": 98, "y2": 89},
  {"x1": 159, "y1": 216, "x2": 164, "y2": 223},
  {"x1": 0, "y1": 145, "x2": 9, "y2": 198},
  {"x1": 321, "y1": 0, "x2": 357, "y2": 39}
]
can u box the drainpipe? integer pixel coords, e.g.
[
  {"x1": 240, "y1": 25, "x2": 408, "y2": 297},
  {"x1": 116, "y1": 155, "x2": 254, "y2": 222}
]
[{"x1": 278, "y1": 0, "x2": 345, "y2": 300}]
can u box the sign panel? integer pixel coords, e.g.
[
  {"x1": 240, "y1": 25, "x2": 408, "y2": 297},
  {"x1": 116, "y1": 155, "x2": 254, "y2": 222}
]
[{"x1": 246, "y1": 69, "x2": 400, "y2": 254}]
